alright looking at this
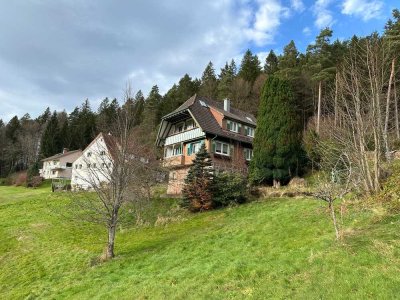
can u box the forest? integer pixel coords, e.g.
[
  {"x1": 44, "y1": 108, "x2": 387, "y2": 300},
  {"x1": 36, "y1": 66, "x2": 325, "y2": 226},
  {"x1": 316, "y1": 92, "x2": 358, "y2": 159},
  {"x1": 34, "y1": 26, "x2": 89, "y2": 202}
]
[{"x1": 0, "y1": 9, "x2": 399, "y2": 186}]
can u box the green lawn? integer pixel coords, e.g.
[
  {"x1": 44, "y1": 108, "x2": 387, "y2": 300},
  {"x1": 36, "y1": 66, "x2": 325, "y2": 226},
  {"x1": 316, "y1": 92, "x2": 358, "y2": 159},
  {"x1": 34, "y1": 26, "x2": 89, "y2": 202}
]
[{"x1": 0, "y1": 185, "x2": 399, "y2": 299}]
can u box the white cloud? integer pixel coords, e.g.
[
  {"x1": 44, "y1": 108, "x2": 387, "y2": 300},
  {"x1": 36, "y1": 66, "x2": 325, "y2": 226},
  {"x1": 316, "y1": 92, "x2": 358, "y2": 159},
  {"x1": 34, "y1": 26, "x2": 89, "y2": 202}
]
[
  {"x1": 341, "y1": 0, "x2": 383, "y2": 21},
  {"x1": 302, "y1": 26, "x2": 311, "y2": 35},
  {"x1": 291, "y1": 0, "x2": 305, "y2": 12},
  {"x1": 313, "y1": 0, "x2": 335, "y2": 29},
  {"x1": 244, "y1": 0, "x2": 290, "y2": 46}
]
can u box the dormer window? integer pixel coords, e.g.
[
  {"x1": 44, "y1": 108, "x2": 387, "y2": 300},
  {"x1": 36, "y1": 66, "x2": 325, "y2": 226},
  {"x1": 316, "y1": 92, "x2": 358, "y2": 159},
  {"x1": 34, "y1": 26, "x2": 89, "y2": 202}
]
[
  {"x1": 226, "y1": 120, "x2": 240, "y2": 133},
  {"x1": 244, "y1": 126, "x2": 255, "y2": 137}
]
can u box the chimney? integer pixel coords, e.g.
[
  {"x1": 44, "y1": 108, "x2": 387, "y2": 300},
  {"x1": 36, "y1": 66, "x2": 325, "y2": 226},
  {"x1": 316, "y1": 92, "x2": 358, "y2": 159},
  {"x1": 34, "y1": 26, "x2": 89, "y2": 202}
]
[
  {"x1": 62, "y1": 148, "x2": 69, "y2": 154},
  {"x1": 223, "y1": 98, "x2": 231, "y2": 112}
]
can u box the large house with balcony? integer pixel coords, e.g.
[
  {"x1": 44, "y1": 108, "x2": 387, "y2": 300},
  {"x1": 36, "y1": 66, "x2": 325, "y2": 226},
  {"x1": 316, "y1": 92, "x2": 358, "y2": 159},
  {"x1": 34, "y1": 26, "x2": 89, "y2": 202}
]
[
  {"x1": 39, "y1": 149, "x2": 82, "y2": 179},
  {"x1": 156, "y1": 95, "x2": 256, "y2": 195}
]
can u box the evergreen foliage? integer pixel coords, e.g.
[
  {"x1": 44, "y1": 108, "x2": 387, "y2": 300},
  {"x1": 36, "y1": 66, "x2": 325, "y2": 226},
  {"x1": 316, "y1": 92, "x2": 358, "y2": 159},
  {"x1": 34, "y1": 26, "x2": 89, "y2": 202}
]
[
  {"x1": 182, "y1": 143, "x2": 215, "y2": 212},
  {"x1": 40, "y1": 111, "x2": 61, "y2": 158},
  {"x1": 199, "y1": 61, "x2": 218, "y2": 99},
  {"x1": 213, "y1": 172, "x2": 247, "y2": 207},
  {"x1": 249, "y1": 76, "x2": 305, "y2": 186},
  {"x1": 264, "y1": 50, "x2": 279, "y2": 75},
  {"x1": 238, "y1": 49, "x2": 261, "y2": 83}
]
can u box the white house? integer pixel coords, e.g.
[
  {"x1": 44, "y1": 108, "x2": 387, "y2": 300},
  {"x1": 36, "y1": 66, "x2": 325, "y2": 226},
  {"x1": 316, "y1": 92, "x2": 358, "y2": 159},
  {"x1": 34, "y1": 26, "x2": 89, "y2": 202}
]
[
  {"x1": 39, "y1": 149, "x2": 82, "y2": 179},
  {"x1": 71, "y1": 133, "x2": 117, "y2": 190}
]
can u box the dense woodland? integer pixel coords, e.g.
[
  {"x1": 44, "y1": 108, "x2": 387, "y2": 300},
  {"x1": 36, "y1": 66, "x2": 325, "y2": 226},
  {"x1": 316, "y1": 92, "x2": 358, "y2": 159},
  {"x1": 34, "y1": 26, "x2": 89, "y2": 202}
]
[{"x1": 1, "y1": 9, "x2": 399, "y2": 184}]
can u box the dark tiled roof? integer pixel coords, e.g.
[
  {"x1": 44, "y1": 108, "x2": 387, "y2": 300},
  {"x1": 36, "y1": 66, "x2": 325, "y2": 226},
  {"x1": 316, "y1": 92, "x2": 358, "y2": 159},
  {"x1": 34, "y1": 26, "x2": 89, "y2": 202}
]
[
  {"x1": 161, "y1": 95, "x2": 256, "y2": 145},
  {"x1": 41, "y1": 149, "x2": 82, "y2": 162}
]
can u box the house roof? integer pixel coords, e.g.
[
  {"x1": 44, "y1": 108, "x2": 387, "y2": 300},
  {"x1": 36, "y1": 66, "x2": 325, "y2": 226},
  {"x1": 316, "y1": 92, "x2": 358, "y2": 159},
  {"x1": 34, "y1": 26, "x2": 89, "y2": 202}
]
[
  {"x1": 156, "y1": 95, "x2": 256, "y2": 146},
  {"x1": 82, "y1": 132, "x2": 118, "y2": 159},
  {"x1": 41, "y1": 149, "x2": 82, "y2": 162}
]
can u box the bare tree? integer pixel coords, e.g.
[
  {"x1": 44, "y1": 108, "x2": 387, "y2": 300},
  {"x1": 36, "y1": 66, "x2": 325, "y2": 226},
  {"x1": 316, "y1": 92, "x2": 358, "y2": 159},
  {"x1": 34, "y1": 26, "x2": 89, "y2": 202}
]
[{"x1": 70, "y1": 83, "x2": 161, "y2": 259}]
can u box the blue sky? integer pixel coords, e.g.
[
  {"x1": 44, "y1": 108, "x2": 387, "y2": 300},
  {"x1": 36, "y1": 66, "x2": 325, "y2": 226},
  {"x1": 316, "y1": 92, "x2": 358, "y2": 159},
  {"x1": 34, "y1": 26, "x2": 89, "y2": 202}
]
[{"x1": 0, "y1": 0, "x2": 398, "y2": 122}]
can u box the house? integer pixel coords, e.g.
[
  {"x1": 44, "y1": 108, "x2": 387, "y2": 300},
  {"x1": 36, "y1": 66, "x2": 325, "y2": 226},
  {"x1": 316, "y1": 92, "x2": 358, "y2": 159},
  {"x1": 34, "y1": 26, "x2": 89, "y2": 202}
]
[
  {"x1": 39, "y1": 149, "x2": 82, "y2": 179},
  {"x1": 156, "y1": 95, "x2": 256, "y2": 195},
  {"x1": 71, "y1": 132, "x2": 117, "y2": 190}
]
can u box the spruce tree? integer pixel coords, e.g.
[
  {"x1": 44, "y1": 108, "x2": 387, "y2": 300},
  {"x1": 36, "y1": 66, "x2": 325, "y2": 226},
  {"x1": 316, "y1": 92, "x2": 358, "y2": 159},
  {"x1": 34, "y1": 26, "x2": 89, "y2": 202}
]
[
  {"x1": 40, "y1": 111, "x2": 62, "y2": 158},
  {"x1": 182, "y1": 143, "x2": 215, "y2": 212},
  {"x1": 264, "y1": 50, "x2": 279, "y2": 75},
  {"x1": 199, "y1": 61, "x2": 218, "y2": 99},
  {"x1": 142, "y1": 85, "x2": 162, "y2": 133},
  {"x1": 217, "y1": 59, "x2": 236, "y2": 100},
  {"x1": 249, "y1": 76, "x2": 305, "y2": 187},
  {"x1": 238, "y1": 49, "x2": 261, "y2": 83}
]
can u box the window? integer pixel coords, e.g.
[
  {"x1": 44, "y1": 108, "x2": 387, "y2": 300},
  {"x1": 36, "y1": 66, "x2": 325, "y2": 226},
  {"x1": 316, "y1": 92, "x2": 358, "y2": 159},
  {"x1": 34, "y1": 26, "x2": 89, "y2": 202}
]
[
  {"x1": 75, "y1": 164, "x2": 78, "y2": 169},
  {"x1": 52, "y1": 171, "x2": 56, "y2": 175},
  {"x1": 66, "y1": 162, "x2": 72, "y2": 168},
  {"x1": 244, "y1": 148, "x2": 253, "y2": 161},
  {"x1": 92, "y1": 163, "x2": 96, "y2": 168},
  {"x1": 53, "y1": 160, "x2": 57, "y2": 165},
  {"x1": 226, "y1": 120, "x2": 240, "y2": 133},
  {"x1": 187, "y1": 140, "x2": 204, "y2": 155},
  {"x1": 174, "y1": 122, "x2": 184, "y2": 134},
  {"x1": 214, "y1": 141, "x2": 230, "y2": 156},
  {"x1": 87, "y1": 152, "x2": 92, "y2": 157},
  {"x1": 100, "y1": 150, "x2": 106, "y2": 156},
  {"x1": 244, "y1": 126, "x2": 255, "y2": 137},
  {"x1": 108, "y1": 163, "x2": 112, "y2": 167},
  {"x1": 87, "y1": 163, "x2": 91, "y2": 168},
  {"x1": 102, "y1": 163, "x2": 106, "y2": 168},
  {"x1": 79, "y1": 164, "x2": 82, "y2": 169},
  {"x1": 171, "y1": 172, "x2": 176, "y2": 180},
  {"x1": 165, "y1": 144, "x2": 183, "y2": 157},
  {"x1": 185, "y1": 119, "x2": 195, "y2": 130}
]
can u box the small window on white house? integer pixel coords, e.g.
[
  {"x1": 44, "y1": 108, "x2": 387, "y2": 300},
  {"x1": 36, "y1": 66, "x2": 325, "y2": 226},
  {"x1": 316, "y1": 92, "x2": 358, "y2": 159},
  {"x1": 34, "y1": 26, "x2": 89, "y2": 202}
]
[
  {"x1": 92, "y1": 163, "x2": 96, "y2": 168},
  {"x1": 244, "y1": 148, "x2": 253, "y2": 161},
  {"x1": 100, "y1": 150, "x2": 106, "y2": 156},
  {"x1": 66, "y1": 162, "x2": 72, "y2": 168},
  {"x1": 87, "y1": 152, "x2": 92, "y2": 157},
  {"x1": 102, "y1": 163, "x2": 106, "y2": 168},
  {"x1": 52, "y1": 171, "x2": 56, "y2": 175},
  {"x1": 75, "y1": 164, "x2": 78, "y2": 169},
  {"x1": 79, "y1": 164, "x2": 82, "y2": 169},
  {"x1": 87, "y1": 163, "x2": 91, "y2": 168},
  {"x1": 108, "y1": 163, "x2": 112, "y2": 167}
]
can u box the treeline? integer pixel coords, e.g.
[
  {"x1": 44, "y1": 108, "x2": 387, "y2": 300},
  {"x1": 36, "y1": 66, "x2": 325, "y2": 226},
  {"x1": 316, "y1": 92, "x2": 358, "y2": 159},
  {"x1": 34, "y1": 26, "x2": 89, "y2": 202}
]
[{"x1": 0, "y1": 9, "x2": 399, "y2": 179}]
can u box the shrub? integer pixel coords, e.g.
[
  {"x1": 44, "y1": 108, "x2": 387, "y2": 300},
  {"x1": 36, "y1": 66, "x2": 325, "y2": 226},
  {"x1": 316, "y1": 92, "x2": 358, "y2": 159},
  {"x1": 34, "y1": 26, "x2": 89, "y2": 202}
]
[
  {"x1": 27, "y1": 176, "x2": 43, "y2": 188},
  {"x1": 14, "y1": 172, "x2": 28, "y2": 186},
  {"x1": 213, "y1": 172, "x2": 248, "y2": 207}
]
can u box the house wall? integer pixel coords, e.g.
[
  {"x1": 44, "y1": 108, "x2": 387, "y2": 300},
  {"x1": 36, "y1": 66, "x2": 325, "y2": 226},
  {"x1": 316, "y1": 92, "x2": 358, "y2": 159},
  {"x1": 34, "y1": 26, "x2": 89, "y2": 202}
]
[
  {"x1": 71, "y1": 136, "x2": 113, "y2": 190},
  {"x1": 40, "y1": 151, "x2": 82, "y2": 180}
]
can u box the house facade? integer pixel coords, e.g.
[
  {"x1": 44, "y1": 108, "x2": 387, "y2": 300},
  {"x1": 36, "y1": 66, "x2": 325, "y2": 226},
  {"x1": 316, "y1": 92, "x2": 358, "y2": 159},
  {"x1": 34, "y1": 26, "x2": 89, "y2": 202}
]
[
  {"x1": 39, "y1": 149, "x2": 82, "y2": 179},
  {"x1": 156, "y1": 95, "x2": 256, "y2": 195},
  {"x1": 71, "y1": 132, "x2": 116, "y2": 190}
]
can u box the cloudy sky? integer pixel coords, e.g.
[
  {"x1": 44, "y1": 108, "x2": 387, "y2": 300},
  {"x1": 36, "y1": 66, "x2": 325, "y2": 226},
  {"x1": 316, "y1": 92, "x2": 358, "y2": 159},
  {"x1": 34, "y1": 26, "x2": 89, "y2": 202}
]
[{"x1": 0, "y1": 0, "x2": 397, "y2": 122}]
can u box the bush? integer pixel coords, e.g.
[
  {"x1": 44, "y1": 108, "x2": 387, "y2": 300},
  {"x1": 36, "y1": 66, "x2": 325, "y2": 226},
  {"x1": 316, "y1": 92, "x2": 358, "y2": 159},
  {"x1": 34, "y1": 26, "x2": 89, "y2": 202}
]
[
  {"x1": 14, "y1": 172, "x2": 28, "y2": 186},
  {"x1": 213, "y1": 172, "x2": 247, "y2": 207},
  {"x1": 27, "y1": 176, "x2": 43, "y2": 188}
]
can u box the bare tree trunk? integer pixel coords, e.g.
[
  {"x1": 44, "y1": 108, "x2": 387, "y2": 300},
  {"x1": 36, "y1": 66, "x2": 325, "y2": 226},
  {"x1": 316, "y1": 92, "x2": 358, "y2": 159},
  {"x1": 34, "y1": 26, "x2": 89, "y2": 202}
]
[
  {"x1": 395, "y1": 77, "x2": 399, "y2": 139},
  {"x1": 329, "y1": 201, "x2": 340, "y2": 240},
  {"x1": 334, "y1": 72, "x2": 339, "y2": 127},
  {"x1": 385, "y1": 58, "x2": 396, "y2": 134},
  {"x1": 107, "y1": 218, "x2": 117, "y2": 259},
  {"x1": 317, "y1": 81, "x2": 322, "y2": 134}
]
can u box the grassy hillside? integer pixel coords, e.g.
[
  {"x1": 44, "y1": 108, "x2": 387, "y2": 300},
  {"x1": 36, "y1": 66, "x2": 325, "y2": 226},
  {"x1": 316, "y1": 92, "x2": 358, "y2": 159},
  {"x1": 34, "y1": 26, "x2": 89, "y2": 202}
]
[{"x1": 0, "y1": 185, "x2": 399, "y2": 299}]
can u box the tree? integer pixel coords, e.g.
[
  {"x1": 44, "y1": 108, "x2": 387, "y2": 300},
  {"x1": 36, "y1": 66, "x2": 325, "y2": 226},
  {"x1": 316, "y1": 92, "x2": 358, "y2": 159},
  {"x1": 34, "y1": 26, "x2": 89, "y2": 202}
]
[
  {"x1": 142, "y1": 85, "x2": 162, "y2": 134},
  {"x1": 264, "y1": 50, "x2": 279, "y2": 75},
  {"x1": 199, "y1": 61, "x2": 218, "y2": 99},
  {"x1": 249, "y1": 76, "x2": 305, "y2": 187},
  {"x1": 40, "y1": 111, "x2": 61, "y2": 158},
  {"x1": 5, "y1": 116, "x2": 21, "y2": 144},
  {"x1": 70, "y1": 83, "x2": 160, "y2": 259},
  {"x1": 217, "y1": 59, "x2": 237, "y2": 100},
  {"x1": 238, "y1": 49, "x2": 261, "y2": 83},
  {"x1": 306, "y1": 28, "x2": 336, "y2": 133},
  {"x1": 182, "y1": 143, "x2": 215, "y2": 212}
]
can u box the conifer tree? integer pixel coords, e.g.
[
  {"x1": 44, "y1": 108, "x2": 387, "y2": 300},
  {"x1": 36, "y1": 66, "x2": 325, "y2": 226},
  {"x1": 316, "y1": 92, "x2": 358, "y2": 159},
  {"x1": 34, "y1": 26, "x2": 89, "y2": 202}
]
[
  {"x1": 264, "y1": 50, "x2": 279, "y2": 75},
  {"x1": 249, "y1": 76, "x2": 305, "y2": 187},
  {"x1": 40, "y1": 111, "x2": 62, "y2": 158},
  {"x1": 5, "y1": 116, "x2": 21, "y2": 144},
  {"x1": 217, "y1": 59, "x2": 237, "y2": 100},
  {"x1": 199, "y1": 61, "x2": 218, "y2": 99},
  {"x1": 142, "y1": 85, "x2": 162, "y2": 133},
  {"x1": 238, "y1": 49, "x2": 261, "y2": 83},
  {"x1": 182, "y1": 143, "x2": 215, "y2": 212}
]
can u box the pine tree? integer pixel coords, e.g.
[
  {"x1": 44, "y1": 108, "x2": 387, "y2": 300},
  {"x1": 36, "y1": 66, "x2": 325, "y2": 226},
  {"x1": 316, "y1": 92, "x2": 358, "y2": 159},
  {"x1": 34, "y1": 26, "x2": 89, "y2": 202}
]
[
  {"x1": 5, "y1": 116, "x2": 21, "y2": 143},
  {"x1": 182, "y1": 143, "x2": 215, "y2": 212},
  {"x1": 40, "y1": 111, "x2": 62, "y2": 158},
  {"x1": 249, "y1": 76, "x2": 305, "y2": 187},
  {"x1": 217, "y1": 59, "x2": 237, "y2": 100},
  {"x1": 142, "y1": 85, "x2": 162, "y2": 133},
  {"x1": 238, "y1": 49, "x2": 261, "y2": 83},
  {"x1": 199, "y1": 61, "x2": 218, "y2": 99},
  {"x1": 264, "y1": 50, "x2": 279, "y2": 75}
]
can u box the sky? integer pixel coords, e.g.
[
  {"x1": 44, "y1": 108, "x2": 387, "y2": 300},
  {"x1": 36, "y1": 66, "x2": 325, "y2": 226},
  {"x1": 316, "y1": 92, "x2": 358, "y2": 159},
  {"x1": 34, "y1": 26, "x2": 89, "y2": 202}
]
[{"x1": 0, "y1": 0, "x2": 398, "y2": 122}]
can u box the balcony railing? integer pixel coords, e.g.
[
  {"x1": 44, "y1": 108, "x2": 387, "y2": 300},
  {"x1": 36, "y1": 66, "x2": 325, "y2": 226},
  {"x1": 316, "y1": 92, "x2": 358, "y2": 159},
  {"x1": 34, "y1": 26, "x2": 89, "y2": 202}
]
[{"x1": 165, "y1": 128, "x2": 205, "y2": 146}]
